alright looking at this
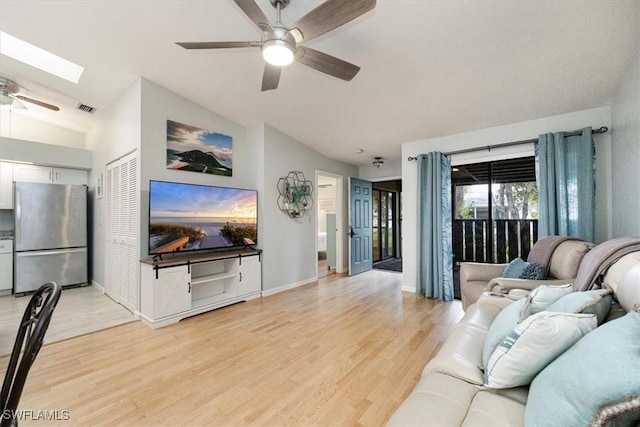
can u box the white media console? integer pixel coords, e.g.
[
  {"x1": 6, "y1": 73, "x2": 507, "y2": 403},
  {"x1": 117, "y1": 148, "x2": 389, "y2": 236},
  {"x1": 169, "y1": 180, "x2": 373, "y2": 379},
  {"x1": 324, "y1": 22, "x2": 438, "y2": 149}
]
[{"x1": 140, "y1": 249, "x2": 261, "y2": 328}]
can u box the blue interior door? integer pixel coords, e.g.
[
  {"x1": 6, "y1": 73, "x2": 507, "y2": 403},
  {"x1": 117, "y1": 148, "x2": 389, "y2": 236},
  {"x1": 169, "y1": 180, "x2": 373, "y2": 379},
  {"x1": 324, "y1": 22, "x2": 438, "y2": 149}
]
[{"x1": 349, "y1": 178, "x2": 373, "y2": 275}]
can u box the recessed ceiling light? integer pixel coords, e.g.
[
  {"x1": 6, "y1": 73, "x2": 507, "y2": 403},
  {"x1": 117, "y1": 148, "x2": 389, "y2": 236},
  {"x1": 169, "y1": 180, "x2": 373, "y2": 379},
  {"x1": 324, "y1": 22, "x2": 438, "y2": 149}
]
[
  {"x1": 355, "y1": 148, "x2": 364, "y2": 154},
  {"x1": 0, "y1": 31, "x2": 84, "y2": 84}
]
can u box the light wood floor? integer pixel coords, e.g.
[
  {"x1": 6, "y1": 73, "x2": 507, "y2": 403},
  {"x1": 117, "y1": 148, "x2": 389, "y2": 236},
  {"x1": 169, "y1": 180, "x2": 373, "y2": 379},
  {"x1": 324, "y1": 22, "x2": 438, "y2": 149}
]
[
  {"x1": 0, "y1": 286, "x2": 135, "y2": 356},
  {"x1": 1, "y1": 270, "x2": 463, "y2": 426}
]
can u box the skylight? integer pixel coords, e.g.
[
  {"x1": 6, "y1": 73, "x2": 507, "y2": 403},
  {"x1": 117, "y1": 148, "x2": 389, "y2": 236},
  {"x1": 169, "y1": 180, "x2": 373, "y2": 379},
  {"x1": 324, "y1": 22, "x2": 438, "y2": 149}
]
[{"x1": 0, "y1": 31, "x2": 84, "y2": 83}]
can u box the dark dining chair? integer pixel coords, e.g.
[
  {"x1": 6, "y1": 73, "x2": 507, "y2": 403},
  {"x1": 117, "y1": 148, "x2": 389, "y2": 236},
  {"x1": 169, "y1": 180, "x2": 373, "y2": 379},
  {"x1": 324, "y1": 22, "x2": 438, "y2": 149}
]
[{"x1": 1, "y1": 282, "x2": 61, "y2": 427}]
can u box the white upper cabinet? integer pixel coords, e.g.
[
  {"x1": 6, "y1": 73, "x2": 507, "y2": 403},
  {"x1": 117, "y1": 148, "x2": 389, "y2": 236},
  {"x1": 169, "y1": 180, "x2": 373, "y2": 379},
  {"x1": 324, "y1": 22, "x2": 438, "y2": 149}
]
[
  {"x1": 13, "y1": 164, "x2": 88, "y2": 185},
  {"x1": 0, "y1": 162, "x2": 13, "y2": 209}
]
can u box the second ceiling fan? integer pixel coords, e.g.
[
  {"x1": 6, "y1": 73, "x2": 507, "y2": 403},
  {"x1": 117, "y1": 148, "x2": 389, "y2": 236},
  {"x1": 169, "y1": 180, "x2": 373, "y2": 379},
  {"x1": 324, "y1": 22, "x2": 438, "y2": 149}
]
[{"x1": 176, "y1": 0, "x2": 376, "y2": 91}]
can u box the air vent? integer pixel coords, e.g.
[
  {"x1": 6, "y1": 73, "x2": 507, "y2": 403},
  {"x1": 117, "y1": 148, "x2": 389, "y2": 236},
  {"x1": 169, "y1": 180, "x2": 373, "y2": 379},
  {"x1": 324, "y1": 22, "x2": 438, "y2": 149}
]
[{"x1": 76, "y1": 103, "x2": 96, "y2": 114}]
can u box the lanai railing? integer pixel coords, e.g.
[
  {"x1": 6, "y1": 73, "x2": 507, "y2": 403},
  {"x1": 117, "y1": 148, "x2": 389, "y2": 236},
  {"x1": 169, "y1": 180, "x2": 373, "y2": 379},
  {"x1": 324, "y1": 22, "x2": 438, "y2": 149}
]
[{"x1": 452, "y1": 219, "x2": 538, "y2": 264}]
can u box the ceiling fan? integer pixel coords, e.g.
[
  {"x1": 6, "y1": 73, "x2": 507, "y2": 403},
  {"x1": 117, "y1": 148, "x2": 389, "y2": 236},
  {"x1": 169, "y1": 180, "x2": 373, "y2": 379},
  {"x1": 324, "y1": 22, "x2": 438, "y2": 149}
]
[
  {"x1": 0, "y1": 76, "x2": 60, "y2": 111},
  {"x1": 176, "y1": 0, "x2": 376, "y2": 91}
]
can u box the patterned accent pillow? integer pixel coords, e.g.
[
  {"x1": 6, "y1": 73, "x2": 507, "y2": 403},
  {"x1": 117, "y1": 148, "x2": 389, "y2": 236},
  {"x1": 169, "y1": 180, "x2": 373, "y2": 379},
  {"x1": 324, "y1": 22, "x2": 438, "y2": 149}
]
[{"x1": 503, "y1": 257, "x2": 545, "y2": 280}]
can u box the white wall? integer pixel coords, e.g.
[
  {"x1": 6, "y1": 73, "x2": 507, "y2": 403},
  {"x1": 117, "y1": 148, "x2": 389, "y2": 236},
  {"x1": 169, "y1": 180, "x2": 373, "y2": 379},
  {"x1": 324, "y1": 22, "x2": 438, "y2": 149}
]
[
  {"x1": 85, "y1": 79, "x2": 142, "y2": 287},
  {"x1": 402, "y1": 107, "x2": 612, "y2": 292},
  {"x1": 611, "y1": 42, "x2": 640, "y2": 237},
  {"x1": 261, "y1": 125, "x2": 357, "y2": 293},
  {"x1": 0, "y1": 109, "x2": 85, "y2": 149}
]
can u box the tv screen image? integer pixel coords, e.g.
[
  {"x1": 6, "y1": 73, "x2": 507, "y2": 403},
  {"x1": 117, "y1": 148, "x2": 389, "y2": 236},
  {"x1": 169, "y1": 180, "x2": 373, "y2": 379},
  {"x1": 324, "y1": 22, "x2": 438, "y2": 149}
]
[{"x1": 149, "y1": 180, "x2": 257, "y2": 255}]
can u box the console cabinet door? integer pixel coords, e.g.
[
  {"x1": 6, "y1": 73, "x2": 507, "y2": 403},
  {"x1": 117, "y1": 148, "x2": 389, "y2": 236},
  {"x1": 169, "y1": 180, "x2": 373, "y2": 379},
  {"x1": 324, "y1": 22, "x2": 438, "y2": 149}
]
[
  {"x1": 238, "y1": 256, "x2": 261, "y2": 295},
  {"x1": 155, "y1": 265, "x2": 192, "y2": 318}
]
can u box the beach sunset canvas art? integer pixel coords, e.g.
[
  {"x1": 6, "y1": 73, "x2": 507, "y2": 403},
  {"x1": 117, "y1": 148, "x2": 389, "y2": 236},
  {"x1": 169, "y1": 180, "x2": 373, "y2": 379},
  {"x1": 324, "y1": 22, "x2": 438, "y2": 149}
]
[{"x1": 166, "y1": 120, "x2": 233, "y2": 176}]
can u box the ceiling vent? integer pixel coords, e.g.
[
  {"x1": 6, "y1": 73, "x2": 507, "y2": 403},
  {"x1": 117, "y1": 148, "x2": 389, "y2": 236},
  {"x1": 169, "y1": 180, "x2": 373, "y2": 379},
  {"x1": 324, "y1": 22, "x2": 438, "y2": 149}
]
[{"x1": 76, "y1": 103, "x2": 96, "y2": 114}]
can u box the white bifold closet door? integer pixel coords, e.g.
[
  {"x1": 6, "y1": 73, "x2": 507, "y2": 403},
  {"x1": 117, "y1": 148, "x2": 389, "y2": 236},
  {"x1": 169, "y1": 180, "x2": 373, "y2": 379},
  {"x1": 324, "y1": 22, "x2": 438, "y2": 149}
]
[{"x1": 105, "y1": 151, "x2": 139, "y2": 312}]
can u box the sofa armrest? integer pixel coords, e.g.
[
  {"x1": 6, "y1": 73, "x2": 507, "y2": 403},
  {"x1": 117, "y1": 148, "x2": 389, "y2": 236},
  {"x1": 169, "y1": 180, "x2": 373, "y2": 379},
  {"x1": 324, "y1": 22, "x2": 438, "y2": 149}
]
[
  {"x1": 460, "y1": 262, "x2": 509, "y2": 283},
  {"x1": 487, "y1": 277, "x2": 576, "y2": 293}
]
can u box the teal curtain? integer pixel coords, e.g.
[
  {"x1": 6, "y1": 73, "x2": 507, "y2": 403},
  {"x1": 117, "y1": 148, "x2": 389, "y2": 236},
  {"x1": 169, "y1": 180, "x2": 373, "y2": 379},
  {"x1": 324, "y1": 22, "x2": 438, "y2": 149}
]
[
  {"x1": 417, "y1": 152, "x2": 453, "y2": 301},
  {"x1": 535, "y1": 127, "x2": 595, "y2": 242}
]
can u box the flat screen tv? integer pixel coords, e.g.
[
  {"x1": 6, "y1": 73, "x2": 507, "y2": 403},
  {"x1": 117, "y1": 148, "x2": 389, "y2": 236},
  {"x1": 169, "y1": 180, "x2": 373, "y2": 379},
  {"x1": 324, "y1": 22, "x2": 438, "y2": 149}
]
[{"x1": 148, "y1": 180, "x2": 258, "y2": 255}]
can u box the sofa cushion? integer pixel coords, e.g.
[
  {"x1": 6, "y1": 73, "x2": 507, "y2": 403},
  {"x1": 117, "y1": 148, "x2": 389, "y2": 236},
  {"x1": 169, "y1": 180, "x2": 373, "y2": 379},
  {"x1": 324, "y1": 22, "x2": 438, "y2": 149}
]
[
  {"x1": 461, "y1": 388, "x2": 527, "y2": 427},
  {"x1": 426, "y1": 296, "x2": 507, "y2": 385},
  {"x1": 548, "y1": 240, "x2": 592, "y2": 279},
  {"x1": 503, "y1": 258, "x2": 545, "y2": 280},
  {"x1": 484, "y1": 312, "x2": 597, "y2": 388},
  {"x1": 602, "y1": 251, "x2": 640, "y2": 294},
  {"x1": 546, "y1": 288, "x2": 613, "y2": 325},
  {"x1": 386, "y1": 372, "x2": 479, "y2": 427},
  {"x1": 615, "y1": 263, "x2": 640, "y2": 313},
  {"x1": 525, "y1": 311, "x2": 640, "y2": 426}
]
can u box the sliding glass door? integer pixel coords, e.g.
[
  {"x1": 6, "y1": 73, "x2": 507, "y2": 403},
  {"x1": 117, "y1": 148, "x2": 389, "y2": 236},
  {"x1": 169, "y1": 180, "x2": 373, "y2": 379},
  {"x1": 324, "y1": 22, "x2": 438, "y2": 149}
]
[
  {"x1": 452, "y1": 157, "x2": 539, "y2": 264},
  {"x1": 372, "y1": 189, "x2": 397, "y2": 262}
]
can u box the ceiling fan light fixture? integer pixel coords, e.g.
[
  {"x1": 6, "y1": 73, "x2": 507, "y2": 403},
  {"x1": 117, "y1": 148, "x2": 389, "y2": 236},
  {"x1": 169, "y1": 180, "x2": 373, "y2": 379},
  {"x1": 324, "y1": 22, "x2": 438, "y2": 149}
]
[
  {"x1": 262, "y1": 40, "x2": 294, "y2": 67},
  {"x1": 0, "y1": 93, "x2": 11, "y2": 106}
]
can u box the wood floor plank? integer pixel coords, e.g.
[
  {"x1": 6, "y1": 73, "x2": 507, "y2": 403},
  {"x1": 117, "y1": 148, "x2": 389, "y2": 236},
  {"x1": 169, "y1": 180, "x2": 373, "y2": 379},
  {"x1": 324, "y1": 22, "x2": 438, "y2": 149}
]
[{"x1": 0, "y1": 270, "x2": 462, "y2": 426}]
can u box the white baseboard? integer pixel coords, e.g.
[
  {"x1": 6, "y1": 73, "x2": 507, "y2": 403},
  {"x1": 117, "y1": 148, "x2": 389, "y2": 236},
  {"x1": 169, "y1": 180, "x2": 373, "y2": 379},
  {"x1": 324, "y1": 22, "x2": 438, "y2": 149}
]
[
  {"x1": 261, "y1": 276, "x2": 317, "y2": 297},
  {"x1": 401, "y1": 285, "x2": 416, "y2": 293},
  {"x1": 91, "y1": 280, "x2": 105, "y2": 294}
]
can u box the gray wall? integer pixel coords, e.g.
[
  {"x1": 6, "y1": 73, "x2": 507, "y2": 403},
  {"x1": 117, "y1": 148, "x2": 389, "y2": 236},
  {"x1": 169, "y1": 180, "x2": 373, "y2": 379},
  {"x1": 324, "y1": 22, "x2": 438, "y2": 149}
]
[
  {"x1": 611, "y1": 41, "x2": 640, "y2": 237},
  {"x1": 260, "y1": 125, "x2": 357, "y2": 293}
]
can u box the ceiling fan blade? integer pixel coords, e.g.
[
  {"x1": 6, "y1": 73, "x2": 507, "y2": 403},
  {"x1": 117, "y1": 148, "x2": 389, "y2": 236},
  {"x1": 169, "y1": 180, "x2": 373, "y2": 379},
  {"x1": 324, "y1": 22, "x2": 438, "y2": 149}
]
[
  {"x1": 261, "y1": 63, "x2": 281, "y2": 92},
  {"x1": 233, "y1": 0, "x2": 273, "y2": 32},
  {"x1": 15, "y1": 95, "x2": 60, "y2": 111},
  {"x1": 295, "y1": 47, "x2": 360, "y2": 81},
  {"x1": 6, "y1": 80, "x2": 23, "y2": 94},
  {"x1": 292, "y1": 0, "x2": 376, "y2": 43},
  {"x1": 176, "y1": 41, "x2": 260, "y2": 49},
  {"x1": 7, "y1": 94, "x2": 27, "y2": 110}
]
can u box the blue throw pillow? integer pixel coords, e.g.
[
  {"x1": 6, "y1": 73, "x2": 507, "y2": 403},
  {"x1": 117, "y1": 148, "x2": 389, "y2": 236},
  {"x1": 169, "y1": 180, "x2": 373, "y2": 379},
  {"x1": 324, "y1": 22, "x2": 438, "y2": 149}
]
[
  {"x1": 482, "y1": 298, "x2": 526, "y2": 370},
  {"x1": 546, "y1": 288, "x2": 613, "y2": 325},
  {"x1": 525, "y1": 312, "x2": 640, "y2": 426},
  {"x1": 503, "y1": 258, "x2": 545, "y2": 280}
]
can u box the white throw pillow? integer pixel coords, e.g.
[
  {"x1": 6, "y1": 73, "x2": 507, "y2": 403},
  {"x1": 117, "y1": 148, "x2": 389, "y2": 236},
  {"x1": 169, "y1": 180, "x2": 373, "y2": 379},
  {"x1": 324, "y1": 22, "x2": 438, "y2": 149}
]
[
  {"x1": 484, "y1": 312, "x2": 597, "y2": 389},
  {"x1": 520, "y1": 284, "x2": 574, "y2": 320}
]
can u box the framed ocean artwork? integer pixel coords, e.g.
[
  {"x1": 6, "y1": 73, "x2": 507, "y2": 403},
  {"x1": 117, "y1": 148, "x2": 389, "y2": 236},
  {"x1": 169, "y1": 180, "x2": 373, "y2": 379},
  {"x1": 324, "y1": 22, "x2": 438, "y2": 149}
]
[{"x1": 166, "y1": 119, "x2": 233, "y2": 176}]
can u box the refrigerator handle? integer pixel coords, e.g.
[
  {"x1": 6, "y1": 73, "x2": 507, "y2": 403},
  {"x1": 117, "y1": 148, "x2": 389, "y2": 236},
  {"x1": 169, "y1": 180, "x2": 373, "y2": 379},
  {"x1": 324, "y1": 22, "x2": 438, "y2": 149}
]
[{"x1": 15, "y1": 191, "x2": 21, "y2": 244}]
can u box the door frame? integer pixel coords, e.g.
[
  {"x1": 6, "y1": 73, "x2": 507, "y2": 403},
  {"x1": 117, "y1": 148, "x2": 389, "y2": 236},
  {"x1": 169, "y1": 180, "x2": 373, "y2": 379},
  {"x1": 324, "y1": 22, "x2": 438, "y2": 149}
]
[{"x1": 315, "y1": 171, "x2": 344, "y2": 276}]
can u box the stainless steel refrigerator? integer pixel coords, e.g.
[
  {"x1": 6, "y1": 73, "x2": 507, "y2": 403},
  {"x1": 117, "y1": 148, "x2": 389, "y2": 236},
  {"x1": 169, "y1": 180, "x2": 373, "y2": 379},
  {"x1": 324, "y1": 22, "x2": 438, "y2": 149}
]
[{"x1": 14, "y1": 182, "x2": 88, "y2": 293}]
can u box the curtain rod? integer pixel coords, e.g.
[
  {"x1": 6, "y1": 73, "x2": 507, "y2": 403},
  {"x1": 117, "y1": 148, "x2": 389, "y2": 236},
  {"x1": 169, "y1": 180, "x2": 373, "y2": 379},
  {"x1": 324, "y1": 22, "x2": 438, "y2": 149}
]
[{"x1": 407, "y1": 126, "x2": 608, "y2": 161}]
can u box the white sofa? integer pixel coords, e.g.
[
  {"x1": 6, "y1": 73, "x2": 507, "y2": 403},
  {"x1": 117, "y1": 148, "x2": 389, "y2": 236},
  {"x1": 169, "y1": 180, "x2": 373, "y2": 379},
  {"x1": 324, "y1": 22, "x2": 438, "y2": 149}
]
[{"x1": 387, "y1": 251, "x2": 640, "y2": 427}]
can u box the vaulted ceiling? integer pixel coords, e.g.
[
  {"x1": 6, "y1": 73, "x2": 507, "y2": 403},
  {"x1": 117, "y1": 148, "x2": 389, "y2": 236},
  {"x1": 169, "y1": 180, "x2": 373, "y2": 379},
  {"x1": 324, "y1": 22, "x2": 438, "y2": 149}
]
[{"x1": 1, "y1": 1, "x2": 638, "y2": 166}]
